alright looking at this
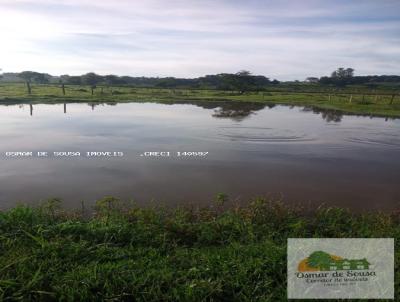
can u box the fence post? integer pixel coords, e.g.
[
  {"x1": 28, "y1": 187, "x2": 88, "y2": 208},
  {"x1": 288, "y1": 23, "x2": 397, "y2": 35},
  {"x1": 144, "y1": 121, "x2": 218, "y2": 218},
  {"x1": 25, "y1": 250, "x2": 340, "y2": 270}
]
[
  {"x1": 390, "y1": 94, "x2": 396, "y2": 105},
  {"x1": 26, "y1": 82, "x2": 31, "y2": 94}
]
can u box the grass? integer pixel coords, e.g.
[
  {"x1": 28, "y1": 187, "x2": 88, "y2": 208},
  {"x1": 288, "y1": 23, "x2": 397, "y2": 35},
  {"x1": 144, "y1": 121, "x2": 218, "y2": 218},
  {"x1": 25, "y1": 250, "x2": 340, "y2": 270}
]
[
  {"x1": 0, "y1": 83, "x2": 399, "y2": 118},
  {"x1": 0, "y1": 197, "x2": 399, "y2": 301}
]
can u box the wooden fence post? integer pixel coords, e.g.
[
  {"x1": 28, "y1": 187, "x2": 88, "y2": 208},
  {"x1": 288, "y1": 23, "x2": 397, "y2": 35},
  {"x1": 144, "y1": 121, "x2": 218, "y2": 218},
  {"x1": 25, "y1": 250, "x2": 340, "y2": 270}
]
[
  {"x1": 26, "y1": 82, "x2": 31, "y2": 95},
  {"x1": 390, "y1": 94, "x2": 396, "y2": 105}
]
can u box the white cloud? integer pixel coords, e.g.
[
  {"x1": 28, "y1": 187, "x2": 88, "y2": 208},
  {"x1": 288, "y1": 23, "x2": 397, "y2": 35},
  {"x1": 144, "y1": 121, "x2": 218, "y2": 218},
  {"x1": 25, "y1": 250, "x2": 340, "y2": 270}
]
[{"x1": 0, "y1": 0, "x2": 399, "y2": 79}]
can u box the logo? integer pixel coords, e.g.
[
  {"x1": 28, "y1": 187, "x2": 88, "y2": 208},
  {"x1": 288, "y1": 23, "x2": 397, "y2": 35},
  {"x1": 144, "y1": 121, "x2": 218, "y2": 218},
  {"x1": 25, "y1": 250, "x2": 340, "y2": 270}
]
[
  {"x1": 287, "y1": 239, "x2": 394, "y2": 299},
  {"x1": 298, "y1": 250, "x2": 371, "y2": 271}
]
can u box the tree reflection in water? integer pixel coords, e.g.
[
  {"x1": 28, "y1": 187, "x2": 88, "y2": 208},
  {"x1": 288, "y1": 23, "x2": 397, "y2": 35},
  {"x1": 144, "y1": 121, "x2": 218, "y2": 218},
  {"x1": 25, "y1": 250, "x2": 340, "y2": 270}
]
[
  {"x1": 303, "y1": 106, "x2": 343, "y2": 123},
  {"x1": 210, "y1": 102, "x2": 268, "y2": 121}
]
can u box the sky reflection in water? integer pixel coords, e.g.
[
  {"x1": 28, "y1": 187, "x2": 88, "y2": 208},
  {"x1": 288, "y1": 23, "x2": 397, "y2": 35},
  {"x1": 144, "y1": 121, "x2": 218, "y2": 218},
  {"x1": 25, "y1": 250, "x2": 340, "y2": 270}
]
[{"x1": 0, "y1": 102, "x2": 399, "y2": 210}]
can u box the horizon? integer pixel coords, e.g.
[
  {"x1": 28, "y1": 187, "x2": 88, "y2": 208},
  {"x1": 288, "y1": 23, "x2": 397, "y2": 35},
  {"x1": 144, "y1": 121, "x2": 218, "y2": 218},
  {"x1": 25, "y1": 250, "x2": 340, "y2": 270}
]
[
  {"x1": 0, "y1": 0, "x2": 400, "y2": 80},
  {"x1": 1, "y1": 70, "x2": 400, "y2": 81}
]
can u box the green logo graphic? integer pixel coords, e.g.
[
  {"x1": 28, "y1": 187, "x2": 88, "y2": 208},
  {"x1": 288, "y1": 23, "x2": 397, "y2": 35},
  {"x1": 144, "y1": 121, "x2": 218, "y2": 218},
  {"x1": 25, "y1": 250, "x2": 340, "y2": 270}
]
[{"x1": 298, "y1": 251, "x2": 370, "y2": 272}]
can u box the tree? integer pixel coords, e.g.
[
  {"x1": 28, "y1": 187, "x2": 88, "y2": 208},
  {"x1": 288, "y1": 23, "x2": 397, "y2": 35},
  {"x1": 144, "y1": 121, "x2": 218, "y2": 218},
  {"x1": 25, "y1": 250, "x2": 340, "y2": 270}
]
[
  {"x1": 59, "y1": 74, "x2": 70, "y2": 83},
  {"x1": 306, "y1": 77, "x2": 319, "y2": 83},
  {"x1": 104, "y1": 75, "x2": 121, "y2": 86},
  {"x1": 307, "y1": 251, "x2": 333, "y2": 268},
  {"x1": 220, "y1": 70, "x2": 264, "y2": 94},
  {"x1": 319, "y1": 76, "x2": 331, "y2": 85},
  {"x1": 81, "y1": 72, "x2": 102, "y2": 95},
  {"x1": 19, "y1": 71, "x2": 37, "y2": 82},
  {"x1": 19, "y1": 71, "x2": 37, "y2": 94},
  {"x1": 345, "y1": 68, "x2": 354, "y2": 77},
  {"x1": 233, "y1": 71, "x2": 256, "y2": 94},
  {"x1": 66, "y1": 76, "x2": 82, "y2": 85},
  {"x1": 331, "y1": 68, "x2": 343, "y2": 78},
  {"x1": 331, "y1": 67, "x2": 354, "y2": 79},
  {"x1": 235, "y1": 70, "x2": 254, "y2": 91},
  {"x1": 33, "y1": 73, "x2": 50, "y2": 84},
  {"x1": 329, "y1": 67, "x2": 355, "y2": 86}
]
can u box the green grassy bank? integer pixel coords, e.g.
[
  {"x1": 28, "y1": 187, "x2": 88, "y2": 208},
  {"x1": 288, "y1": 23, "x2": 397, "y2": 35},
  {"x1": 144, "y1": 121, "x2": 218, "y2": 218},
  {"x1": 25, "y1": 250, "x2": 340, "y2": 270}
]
[
  {"x1": 0, "y1": 83, "x2": 399, "y2": 118},
  {"x1": 0, "y1": 197, "x2": 398, "y2": 301}
]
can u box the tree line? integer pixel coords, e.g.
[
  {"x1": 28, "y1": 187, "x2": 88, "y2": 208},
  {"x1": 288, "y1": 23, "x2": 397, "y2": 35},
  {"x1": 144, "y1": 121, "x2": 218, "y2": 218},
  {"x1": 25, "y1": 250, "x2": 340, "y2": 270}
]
[
  {"x1": 317, "y1": 68, "x2": 400, "y2": 86},
  {"x1": 1, "y1": 68, "x2": 400, "y2": 94},
  {"x1": 1, "y1": 70, "x2": 277, "y2": 95}
]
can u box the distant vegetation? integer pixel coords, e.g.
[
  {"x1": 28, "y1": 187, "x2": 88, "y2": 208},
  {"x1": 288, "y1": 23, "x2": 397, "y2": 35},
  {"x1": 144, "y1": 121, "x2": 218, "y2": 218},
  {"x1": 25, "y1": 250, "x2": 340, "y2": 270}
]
[
  {"x1": 1, "y1": 68, "x2": 400, "y2": 91},
  {"x1": 0, "y1": 197, "x2": 399, "y2": 301},
  {"x1": 0, "y1": 70, "x2": 272, "y2": 92},
  {"x1": 319, "y1": 67, "x2": 400, "y2": 87},
  {"x1": 0, "y1": 68, "x2": 399, "y2": 117}
]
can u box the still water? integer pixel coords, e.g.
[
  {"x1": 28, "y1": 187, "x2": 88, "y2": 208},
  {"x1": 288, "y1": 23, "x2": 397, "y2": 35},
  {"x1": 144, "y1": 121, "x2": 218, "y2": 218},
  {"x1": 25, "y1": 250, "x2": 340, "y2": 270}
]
[{"x1": 0, "y1": 101, "x2": 399, "y2": 210}]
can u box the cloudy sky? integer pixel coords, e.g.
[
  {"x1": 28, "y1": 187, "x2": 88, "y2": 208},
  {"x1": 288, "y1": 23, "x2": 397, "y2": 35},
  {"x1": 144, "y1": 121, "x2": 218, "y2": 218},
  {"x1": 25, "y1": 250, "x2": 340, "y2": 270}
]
[{"x1": 0, "y1": 0, "x2": 399, "y2": 80}]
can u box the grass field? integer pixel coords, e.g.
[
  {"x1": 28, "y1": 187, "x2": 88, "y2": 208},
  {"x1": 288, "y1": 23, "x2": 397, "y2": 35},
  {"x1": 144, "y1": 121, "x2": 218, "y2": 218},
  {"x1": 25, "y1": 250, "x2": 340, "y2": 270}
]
[
  {"x1": 0, "y1": 83, "x2": 399, "y2": 117},
  {"x1": 0, "y1": 197, "x2": 399, "y2": 301}
]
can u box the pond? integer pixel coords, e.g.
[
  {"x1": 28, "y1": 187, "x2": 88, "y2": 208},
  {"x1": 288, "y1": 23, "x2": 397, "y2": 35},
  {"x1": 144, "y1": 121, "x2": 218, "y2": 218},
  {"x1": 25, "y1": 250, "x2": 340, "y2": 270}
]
[{"x1": 0, "y1": 101, "x2": 399, "y2": 210}]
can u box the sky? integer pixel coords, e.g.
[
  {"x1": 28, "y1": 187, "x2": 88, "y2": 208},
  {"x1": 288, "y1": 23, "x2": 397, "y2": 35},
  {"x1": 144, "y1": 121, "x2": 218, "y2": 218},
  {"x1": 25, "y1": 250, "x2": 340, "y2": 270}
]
[{"x1": 0, "y1": 0, "x2": 399, "y2": 80}]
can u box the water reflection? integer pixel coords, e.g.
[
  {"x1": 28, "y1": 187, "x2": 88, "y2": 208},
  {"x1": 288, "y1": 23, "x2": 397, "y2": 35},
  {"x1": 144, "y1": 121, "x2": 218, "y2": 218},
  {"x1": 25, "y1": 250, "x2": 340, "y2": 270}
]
[
  {"x1": 320, "y1": 110, "x2": 343, "y2": 123},
  {"x1": 1, "y1": 101, "x2": 399, "y2": 211},
  {"x1": 88, "y1": 102, "x2": 99, "y2": 110},
  {"x1": 211, "y1": 103, "x2": 267, "y2": 121},
  {"x1": 4, "y1": 101, "x2": 397, "y2": 124},
  {"x1": 302, "y1": 107, "x2": 343, "y2": 123}
]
